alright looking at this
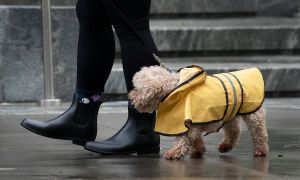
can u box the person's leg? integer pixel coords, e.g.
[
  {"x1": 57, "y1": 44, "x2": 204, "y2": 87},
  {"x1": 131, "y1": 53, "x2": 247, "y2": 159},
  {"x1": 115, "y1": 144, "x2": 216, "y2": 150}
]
[
  {"x1": 105, "y1": 0, "x2": 159, "y2": 91},
  {"x1": 84, "y1": 0, "x2": 160, "y2": 155},
  {"x1": 76, "y1": 0, "x2": 115, "y2": 95},
  {"x1": 21, "y1": 0, "x2": 115, "y2": 146}
]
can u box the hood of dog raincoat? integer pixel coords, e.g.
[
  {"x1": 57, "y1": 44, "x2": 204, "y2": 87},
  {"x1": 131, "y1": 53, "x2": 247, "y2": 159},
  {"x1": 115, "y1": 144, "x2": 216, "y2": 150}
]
[{"x1": 155, "y1": 65, "x2": 265, "y2": 136}]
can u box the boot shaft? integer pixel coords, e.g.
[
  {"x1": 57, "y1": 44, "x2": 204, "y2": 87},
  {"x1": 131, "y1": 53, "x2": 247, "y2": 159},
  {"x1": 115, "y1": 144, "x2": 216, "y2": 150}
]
[{"x1": 128, "y1": 102, "x2": 156, "y2": 135}]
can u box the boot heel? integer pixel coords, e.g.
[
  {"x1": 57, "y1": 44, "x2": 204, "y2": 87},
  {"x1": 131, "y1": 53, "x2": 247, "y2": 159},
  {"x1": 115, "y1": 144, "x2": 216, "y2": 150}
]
[
  {"x1": 72, "y1": 139, "x2": 87, "y2": 146},
  {"x1": 137, "y1": 146, "x2": 160, "y2": 155}
]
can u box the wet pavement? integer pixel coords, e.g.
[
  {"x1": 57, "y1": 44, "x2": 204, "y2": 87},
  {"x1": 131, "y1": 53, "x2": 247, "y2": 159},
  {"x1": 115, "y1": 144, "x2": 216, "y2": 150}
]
[{"x1": 0, "y1": 98, "x2": 299, "y2": 179}]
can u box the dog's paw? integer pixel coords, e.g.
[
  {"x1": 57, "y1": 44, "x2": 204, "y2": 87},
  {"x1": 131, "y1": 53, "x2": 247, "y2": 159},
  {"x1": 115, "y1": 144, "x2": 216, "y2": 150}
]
[
  {"x1": 164, "y1": 150, "x2": 184, "y2": 160},
  {"x1": 190, "y1": 146, "x2": 205, "y2": 158},
  {"x1": 254, "y1": 151, "x2": 266, "y2": 157},
  {"x1": 254, "y1": 147, "x2": 268, "y2": 157},
  {"x1": 218, "y1": 142, "x2": 234, "y2": 153},
  {"x1": 190, "y1": 151, "x2": 204, "y2": 158}
]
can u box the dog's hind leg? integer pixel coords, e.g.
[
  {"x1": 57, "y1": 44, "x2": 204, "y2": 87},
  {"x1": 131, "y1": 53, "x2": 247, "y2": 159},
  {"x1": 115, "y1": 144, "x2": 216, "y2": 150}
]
[
  {"x1": 242, "y1": 107, "x2": 269, "y2": 157},
  {"x1": 164, "y1": 135, "x2": 189, "y2": 160},
  {"x1": 219, "y1": 116, "x2": 241, "y2": 153}
]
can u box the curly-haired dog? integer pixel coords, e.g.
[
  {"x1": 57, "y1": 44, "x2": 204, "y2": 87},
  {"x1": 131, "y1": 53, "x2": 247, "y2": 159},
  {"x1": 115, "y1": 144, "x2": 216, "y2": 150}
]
[{"x1": 129, "y1": 65, "x2": 269, "y2": 160}]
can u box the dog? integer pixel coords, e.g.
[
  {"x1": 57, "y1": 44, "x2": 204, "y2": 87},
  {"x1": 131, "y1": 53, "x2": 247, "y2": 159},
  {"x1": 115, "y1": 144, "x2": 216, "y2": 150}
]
[{"x1": 128, "y1": 65, "x2": 269, "y2": 160}]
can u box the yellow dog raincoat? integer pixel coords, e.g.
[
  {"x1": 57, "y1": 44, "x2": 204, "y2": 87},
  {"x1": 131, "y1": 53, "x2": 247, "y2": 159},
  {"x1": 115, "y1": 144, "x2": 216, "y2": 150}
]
[{"x1": 155, "y1": 65, "x2": 265, "y2": 136}]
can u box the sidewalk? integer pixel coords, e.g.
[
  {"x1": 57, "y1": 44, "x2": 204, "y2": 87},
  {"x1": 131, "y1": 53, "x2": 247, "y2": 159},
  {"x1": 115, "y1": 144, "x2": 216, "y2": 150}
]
[{"x1": 0, "y1": 98, "x2": 300, "y2": 179}]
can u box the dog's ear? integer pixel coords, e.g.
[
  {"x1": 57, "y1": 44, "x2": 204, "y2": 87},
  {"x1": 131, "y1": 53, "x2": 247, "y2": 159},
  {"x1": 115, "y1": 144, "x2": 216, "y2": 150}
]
[
  {"x1": 128, "y1": 88, "x2": 146, "y2": 112},
  {"x1": 128, "y1": 88, "x2": 139, "y2": 103},
  {"x1": 128, "y1": 65, "x2": 179, "y2": 113},
  {"x1": 128, "y1": 86, "x2": 163, "y2": 113}
]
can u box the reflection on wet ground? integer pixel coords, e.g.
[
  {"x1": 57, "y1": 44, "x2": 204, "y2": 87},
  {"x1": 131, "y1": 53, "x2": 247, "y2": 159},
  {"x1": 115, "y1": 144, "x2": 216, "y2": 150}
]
[{"x1": 0, "y1": 102, "x2": 299, "y2": 179}]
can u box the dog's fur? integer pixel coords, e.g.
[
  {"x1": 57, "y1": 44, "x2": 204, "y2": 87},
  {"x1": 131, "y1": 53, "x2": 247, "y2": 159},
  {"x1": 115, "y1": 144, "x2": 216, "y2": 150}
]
[{"x1": 129, "y1": 66, "x2": 269, "y2": 160}]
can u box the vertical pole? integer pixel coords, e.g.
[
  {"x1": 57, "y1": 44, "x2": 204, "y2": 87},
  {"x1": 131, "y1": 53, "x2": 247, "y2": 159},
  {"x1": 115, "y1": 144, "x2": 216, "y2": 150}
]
[
  {"x1": 296, "y1": 0, "x2": 300, "y2": 17},
  {"x1": 299, "y1": 0, "x2": 300, "y2": 16},
  {"x1": 40, "y1": 0, "x2": 61, "y2": 106}
]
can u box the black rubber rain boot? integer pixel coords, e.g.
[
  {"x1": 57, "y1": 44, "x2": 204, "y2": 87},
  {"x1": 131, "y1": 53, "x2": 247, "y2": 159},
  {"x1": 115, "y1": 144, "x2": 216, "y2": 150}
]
[
  {"x1": 84, "y1": 103, "x2": 160, "y2": 155},
  {"x1": 21, "y1": 94, "x2": 107, "y2": 146}
]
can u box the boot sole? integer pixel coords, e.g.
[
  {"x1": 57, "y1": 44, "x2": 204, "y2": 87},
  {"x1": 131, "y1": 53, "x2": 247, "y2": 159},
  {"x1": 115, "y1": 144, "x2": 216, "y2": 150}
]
[
  {"x1": 20, "y1": 120, "x2": 92, "y2": 146},
  {"x1": 84, "y1": 145, "x2": 160, "y2": 155}
]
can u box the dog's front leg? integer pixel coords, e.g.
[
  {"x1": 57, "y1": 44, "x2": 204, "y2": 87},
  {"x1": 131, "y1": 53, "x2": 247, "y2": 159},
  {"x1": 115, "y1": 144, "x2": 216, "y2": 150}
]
[
  {"x1": 188, "y1": 125, "x2": 206, "y2": 158},
  {"x1": 164, "y1": 135, "x2": 189, "y2": 160}
]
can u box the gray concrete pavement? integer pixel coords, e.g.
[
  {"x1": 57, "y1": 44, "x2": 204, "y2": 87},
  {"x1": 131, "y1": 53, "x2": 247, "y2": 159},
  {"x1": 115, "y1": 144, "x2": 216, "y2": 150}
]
[{"x1": 0, "y1": 98, "x2": 300, "y2": 179}]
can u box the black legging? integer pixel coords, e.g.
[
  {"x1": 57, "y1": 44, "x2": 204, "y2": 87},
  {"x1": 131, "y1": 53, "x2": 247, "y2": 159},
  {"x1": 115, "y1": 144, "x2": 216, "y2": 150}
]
[{"x1": 76, "y1": 0, "x2": 159, "y2": 93}]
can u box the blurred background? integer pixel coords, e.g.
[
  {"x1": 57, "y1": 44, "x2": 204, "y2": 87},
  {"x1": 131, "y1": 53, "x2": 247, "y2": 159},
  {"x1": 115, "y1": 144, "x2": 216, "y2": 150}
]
[{"x1": 0, "y1": 0, "x2": 299, "y2": 103}]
